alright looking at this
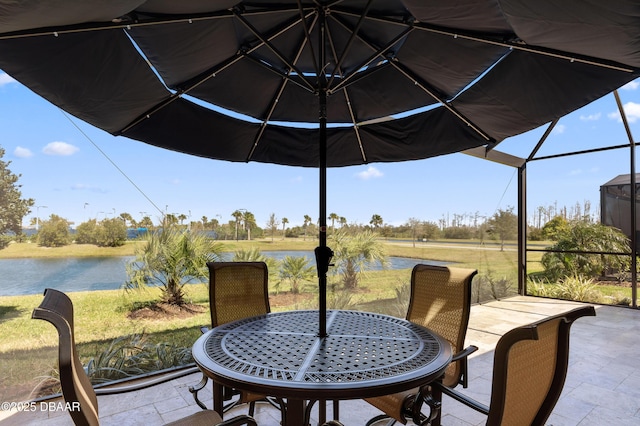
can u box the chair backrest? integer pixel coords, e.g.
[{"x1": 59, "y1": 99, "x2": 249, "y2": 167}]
[
  {"x1": 486, "y1": 305, "x2": 596, "y2": 426},
  {"x1": 32, "y1": 288, "x2": 99, "y2": 426},
  {"x1": 207, "y1": 261, "x2": 270, "y2": 327},
  {"x1": 406, "y1": 264, "x2": 477, "y2": 387}
]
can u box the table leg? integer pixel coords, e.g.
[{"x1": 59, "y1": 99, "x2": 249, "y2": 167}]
[
  {"x1": 429, "y1": 381, "x2": 443, "y2": 426},
  {"x1": 213, "y1": 382, "x2": 224, "y2": 418},
  {"x1": 319, "y1": 399, "x2": 326, "y2": 425},
  {"x1": 285, "y1": 398, "x2": 305, "y2": 426}
]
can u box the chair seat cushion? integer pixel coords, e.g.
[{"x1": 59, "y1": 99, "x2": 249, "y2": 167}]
[{"x1": 365, "y1": 387, "x2": 418, "y2": 423}]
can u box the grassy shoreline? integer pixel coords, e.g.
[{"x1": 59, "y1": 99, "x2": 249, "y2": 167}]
[{"x1": 0, "y1": 237, "x2": 525, "y2": 402}]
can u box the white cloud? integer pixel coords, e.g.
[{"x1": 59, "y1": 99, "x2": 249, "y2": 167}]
[
  {"x1": 71, "y1": 183, "x2": 107, "y2": 193},
  {"x1": 290, "y1": 175, "x2": 303, "y2": 183},
  {"x1": 0, "y1": 72, "x2": 16, "y2": 87},
  {"x1": 552, "y1": 124, "x2": 566, "y2": 135},
  {"x1": 568, "y1": 169, "x2": 582, "y2": 176},
  {"x1": 42, "y1": 141, "x2": 79, "y2": 156},
  {"x1": 579, "y1": 112, "x2": 601, "y2": 121},
  {"x1": 356, "y1": 166, "x2": 383, "y2": 180},
  {"x1": 621, "y1": 80, "x2": 639, "y2": 90},
  {"x1": 608, "y1": 101, "x2": 640, "y2": 123},
  {"x1": 13, "y1": 146, "x2": 33, "y2": 158}
]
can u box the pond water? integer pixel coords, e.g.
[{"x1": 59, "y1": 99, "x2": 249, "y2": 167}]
[{"x1": 0, "y1": 252, "x2": 448, "y2": 297}]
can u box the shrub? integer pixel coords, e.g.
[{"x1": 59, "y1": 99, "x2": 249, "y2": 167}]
[
  {"x1": 39, "y1": 333, "x2": 193, "y2": 395},
  {"x1": 75, "y1": 219, "x2": 99, "y2": 244},
  {"x1": 0, "y1": 235, "x2": 11, "y2": 249},
  {"x1": 37, "y1": 214, "x2": 71, "y2": 247},
  {"x1": 95, "y1": 218, "x2": 127, "y2": 247},
  {"x1": 528, "y1": 275, "x2": 605, "y2": 303},
  {"x1": 472, "y1": 269, "x2": 516, "y2": 302},
  {"x1": 392, "y1": 280, "x2": 410, "y2": 318},
  {"x1": 541, "y1": 220, "x2": 630, "y2": 281}
]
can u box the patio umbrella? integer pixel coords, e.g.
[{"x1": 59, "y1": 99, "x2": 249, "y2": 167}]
[{"x1": 1, "y1": 0, "x2": 639, "y2": 336}]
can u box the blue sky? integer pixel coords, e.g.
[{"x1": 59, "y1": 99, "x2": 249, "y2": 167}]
[{"x1": 1, "y1": 71, "x2": 639, "y2": 229}]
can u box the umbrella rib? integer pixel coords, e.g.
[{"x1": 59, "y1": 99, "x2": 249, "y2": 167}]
[
  {"x1": 121, "y1": 11, "x2": 316, "y2": 134},
  {"x1": 327, "y1": 18, "x2": 413, "y2": 94},
  {"x1": 0, "y1": 7, "x2": 309, "y2": 40},
  {"x1": 344, "y1": 90, "x2": 368, "y2": 163},
  {"x1": 117, "y1": 93, "x2": 181, "y2": 136},
  {"x1": 296, "y1": 0, "x2": 320, "y2": 80},
  {"x1": 233, "y1": 9, "x2": 316, "y2": 92},
  {"x1": 325, "y1": 22, "x2": 368, "y2": 163},
  {"x1": 246, "y1": 15, "x2": 319, "y2": 162},
  {"x1": 326, "y1": 11, "x2": 494, "y2": 142},
  {"x1": 242, "y1": 55, "x2": 315, "y2": 94},
  {"x1": 336, "y1": 9, "x2": 636, "y2": 72},
  {"x1": 410, "y1": 21, "x2": 636, "y2": 73},
  {"x1": 326, "y1": 0, "x2": 374, "y2": 89},
  {"x1": 118, "y1": 51, "x2": 248, "y2": 135},
  {"x1": 177, "y1": 10, "x2": 315, "y2": 93},
  {"x1": 390, "y1": 60, "x2": 493, "y2": 142}
]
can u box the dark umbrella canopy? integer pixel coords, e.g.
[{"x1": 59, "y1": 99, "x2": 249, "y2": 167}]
[
  {"x1": 1, "y1": 1, "x2": 640, "y2": 335},
  {"x1": 1, "y1": 1, "x2": 638, "y2": 166}
]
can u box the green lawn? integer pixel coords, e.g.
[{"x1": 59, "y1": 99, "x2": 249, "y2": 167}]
[{"x1": 0, "y1": 237, "x2": 557, "y2": 403}]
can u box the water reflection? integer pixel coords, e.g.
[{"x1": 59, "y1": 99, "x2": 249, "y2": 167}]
[{"x1": 0, "y1": 252, "x2": 448, "y2": 297}]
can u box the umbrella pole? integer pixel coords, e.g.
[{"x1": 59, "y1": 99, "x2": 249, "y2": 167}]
[
  {"x1": 313, "y1": 8, "x2": 333, "y2": 338},
  {"x1": 315, "y1": 86, "x2": 331, "y2": 338}
]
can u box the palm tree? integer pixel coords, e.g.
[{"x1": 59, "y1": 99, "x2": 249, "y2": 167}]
[
  {"x1": 330, "y1": 229, "x2": 388, "y2": 289},
  {"x1": 164, "y1": 213, "x2": 178, "y2": 227},
  {"x1": 281, "y1": 217, "x2": 289, "y2": 239},
  {"x1": 138, "y1": 215, "x2": 153, "y2": 230},
  {"x1": 231, "y1": 210, "x2": 243, "y2": 240},
  {"x1": 125, "y1": 226, "x2": 224, "y2": 305},
  {"x1": 303, "y1": 215, "x2": 312, "y2": 240},
  {"x1": 279, "y1": 256, "x2": 315, "y2": 294},
  {"x1": 119, "y1": 212, "x2": 134, "y2": 228},
  {"x1": 233, "y1": 247, "x2": 280, "y2": 282},
  {"x1": 328, "y1": 213, "x2": 339, "y2": 231},
  {"x1": 242, "y1": 211, "x2": 256, "y2": 241},
  {"x1": 339, "y1": 216, "x2": 347, "y2": 228},
  {"x1": 370, "y1": 214, "x2": 383, "y2": 229}
]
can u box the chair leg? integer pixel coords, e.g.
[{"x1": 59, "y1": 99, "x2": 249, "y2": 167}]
[
  {"x1": 423, "y1": 390, "x2": 443, "y2": 426},
  {"x1": 188, "y1": 374, "x2": 209, "y2": 410}
]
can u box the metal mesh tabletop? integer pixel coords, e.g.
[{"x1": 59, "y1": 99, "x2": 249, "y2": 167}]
[{"x1": 193, "y1": 310, "x2": 452, "y2": 400}]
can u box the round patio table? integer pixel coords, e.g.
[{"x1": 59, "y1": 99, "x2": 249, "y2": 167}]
[{"x1": 192, "y1": 309, "x2": 452, "y2": 425}]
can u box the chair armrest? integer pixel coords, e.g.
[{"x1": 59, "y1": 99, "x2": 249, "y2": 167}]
[
  {"x1": 432, "y1": 381, "x2": 489, "y2": 416},
  {"x1": 452, "y1": 345, "x2": 478, "y2": 388},
  {"x1": 200, "y1": 326, "x2": 210, "y2": 334},
  {"x1": 95, "y1": 366, "x2": 200, "y2": 396},
  {"x1": 451, "y1": 345, "x2": 478, "y2": 363}
]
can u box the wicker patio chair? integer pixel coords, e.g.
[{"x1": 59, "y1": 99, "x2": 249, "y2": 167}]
[
  {"x1": 32, "y1": 288, "x2": 257, "y2": 426},
  {"x1": 365, "y1": 264, "x2": 478, "y2": 426},
  {"x1": 435, "y1": 305, "x2": 596, "y2": 426},
  {"x1": 190, "y1": 262, "x2": 279, "y2": 416}
]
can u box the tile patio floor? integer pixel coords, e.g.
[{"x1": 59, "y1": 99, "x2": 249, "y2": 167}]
[{"x1": 2, "y1": 296, "x2": 639, "y2": 425}]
